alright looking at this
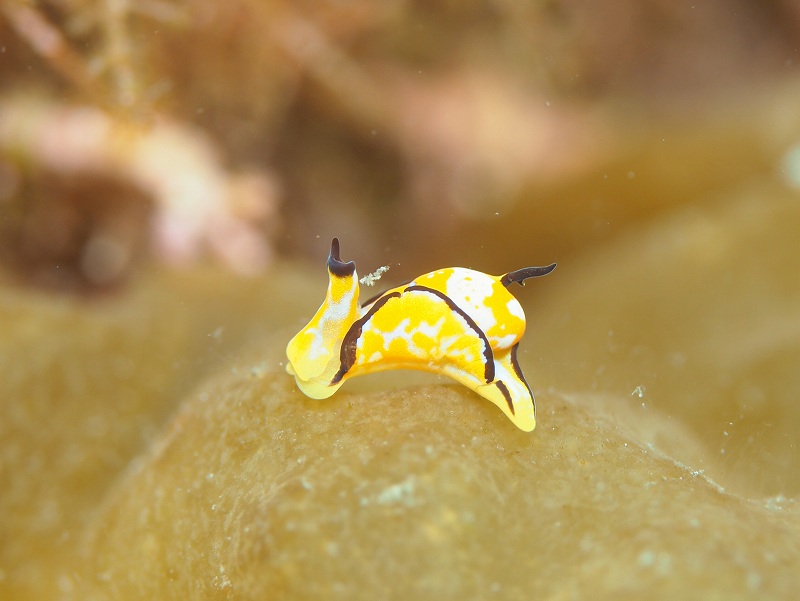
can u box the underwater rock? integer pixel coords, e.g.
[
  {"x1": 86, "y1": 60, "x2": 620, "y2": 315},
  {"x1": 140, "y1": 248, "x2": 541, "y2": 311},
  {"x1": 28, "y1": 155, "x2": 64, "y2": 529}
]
[
  {"x1": 79, "y1": 365, "x2": 799, "y2": 600},
  {"x1": 0, "y1": 266, "x2": 320, "y2": 600}
]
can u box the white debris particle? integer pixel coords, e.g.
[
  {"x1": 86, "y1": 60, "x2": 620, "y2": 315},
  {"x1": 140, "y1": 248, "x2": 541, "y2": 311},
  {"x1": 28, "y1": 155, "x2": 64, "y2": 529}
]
[
  {"x1": 638, "y1": 550, "x2": 655, "y2": 567},
  {"x1": 213, "y1": 564, "x2": 231, "y2": 589},
  {"x1": 376, "y1": 476, "x2": 416, "y2": 506},
  {"x1": 249, "y1": 362, "x2": 268, "y2": 379},
  {"x1": 764, "y1": 495, "x2": 787, "y2": 511},
  {"x1": 632, "y1": 385, "x2": 646, "y2": 398},
  {"x1": 325, "y1": 541, "x2": 340, "y2": 557},
  {"x1": 360, "y1": 265, "x2": 390, "y2": 286},
  {"x1": 747, "y1": 570, "x2": 762, "y2": 591}
]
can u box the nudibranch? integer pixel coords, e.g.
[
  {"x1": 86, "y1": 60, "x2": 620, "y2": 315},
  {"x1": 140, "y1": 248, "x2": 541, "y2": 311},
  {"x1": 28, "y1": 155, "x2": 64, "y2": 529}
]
[{"x1": 285, "y1": 239, "x2": 556, "y2": 431}]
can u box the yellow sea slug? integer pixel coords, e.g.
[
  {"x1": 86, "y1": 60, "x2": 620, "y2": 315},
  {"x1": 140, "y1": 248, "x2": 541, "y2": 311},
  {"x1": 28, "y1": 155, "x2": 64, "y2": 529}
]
[{"x1": 286, "y1": 238, "x2": 556, "y2": 431}]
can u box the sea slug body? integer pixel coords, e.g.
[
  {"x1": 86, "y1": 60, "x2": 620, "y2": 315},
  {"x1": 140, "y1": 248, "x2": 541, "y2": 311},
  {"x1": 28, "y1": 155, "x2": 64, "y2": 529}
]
[{"x1": 286, "y1": 238, "x2": 556, "y2": 431}]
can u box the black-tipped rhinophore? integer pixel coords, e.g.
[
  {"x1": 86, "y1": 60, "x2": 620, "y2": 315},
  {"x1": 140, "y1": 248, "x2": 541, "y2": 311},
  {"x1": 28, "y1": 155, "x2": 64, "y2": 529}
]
[
  {"x1": 328, "y1": 237, "x2": 356, "y2": 277},
  {"x1": 501, "y1": 262, "x2": 557, "y2": 288}
]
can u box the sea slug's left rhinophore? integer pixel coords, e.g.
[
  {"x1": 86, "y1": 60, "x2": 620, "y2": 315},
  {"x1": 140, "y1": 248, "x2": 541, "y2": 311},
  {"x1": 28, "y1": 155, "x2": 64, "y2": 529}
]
[{"x1": 285, "y1": 238, "x2": 556, "y2": 431}]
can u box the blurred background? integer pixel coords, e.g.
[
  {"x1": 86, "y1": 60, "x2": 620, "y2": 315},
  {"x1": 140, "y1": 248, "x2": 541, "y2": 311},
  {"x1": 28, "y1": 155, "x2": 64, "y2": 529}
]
[
  {"x1": 2, "y1": 1, "x2": 800, "y2": 597},
  {"x1": 2, "y1": 0, "x2": 800, "y2": 286}
]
